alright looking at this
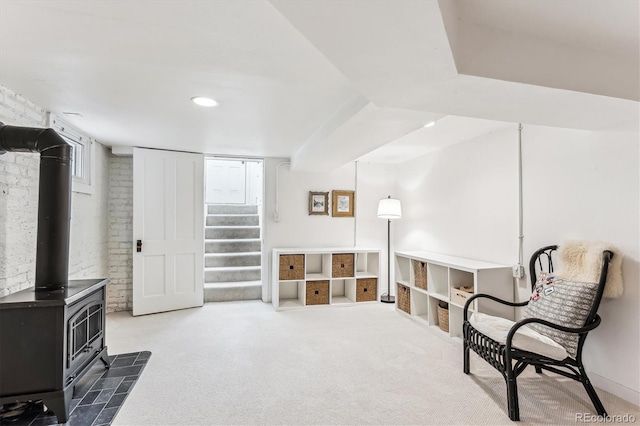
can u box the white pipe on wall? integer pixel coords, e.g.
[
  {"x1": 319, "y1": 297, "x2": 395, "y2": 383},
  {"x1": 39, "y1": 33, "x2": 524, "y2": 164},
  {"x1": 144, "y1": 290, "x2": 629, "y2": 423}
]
[
  {"x1": 354, "y1": 160, "x2": 358, "y2": 246},
  {"x1": 517, "y1": 123, "x2": 524, "y2": 268},
  {"x1": 274, "y1": 161, "x2": 290, "y2": 223}
]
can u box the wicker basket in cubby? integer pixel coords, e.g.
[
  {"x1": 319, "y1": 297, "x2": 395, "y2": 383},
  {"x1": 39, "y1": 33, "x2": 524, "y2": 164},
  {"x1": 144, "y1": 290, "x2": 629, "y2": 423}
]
[
  {"x1": 332, "y1": 253, "x2": 354, "y2": 278},
  {"x1": 279, "y1": 254, "x2": 305, "y2": 280},
  {"x1": 397, "y1": 283, "x2": 411, "y2": 314},
  {"x1": 437, "y1": 301, "x2": 449, "y2": 332},
  {"x1": 305, "y1": 281, "x2": 329, "y2": 305},
  {"x1": 356, "y1": 278, "x2": 377, "y2": 302},
  {"x1": 412, "y1": 260, "x2": 428, "y2": 290}
]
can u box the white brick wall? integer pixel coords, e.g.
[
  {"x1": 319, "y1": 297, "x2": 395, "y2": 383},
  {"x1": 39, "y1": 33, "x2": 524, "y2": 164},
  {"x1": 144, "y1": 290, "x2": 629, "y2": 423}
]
[
  {"x1": 0, "y1": 85, "x2": 109, "y2": 299},
  {"x1": 0, "y1": 86, "x2": 46, "y2": 297},
  {"x1": 0, "y1": 86, "x2": 48, "y2": 126},
  {"x1": 107, "y1": 156, "x2": 133, "y2": 311}
]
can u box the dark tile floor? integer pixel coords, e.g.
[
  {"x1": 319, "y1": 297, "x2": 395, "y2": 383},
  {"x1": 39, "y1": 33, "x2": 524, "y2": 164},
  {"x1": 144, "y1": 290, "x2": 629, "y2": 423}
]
[{"x1": 0, "y1": 352, "x2": 151, "y2": 426}]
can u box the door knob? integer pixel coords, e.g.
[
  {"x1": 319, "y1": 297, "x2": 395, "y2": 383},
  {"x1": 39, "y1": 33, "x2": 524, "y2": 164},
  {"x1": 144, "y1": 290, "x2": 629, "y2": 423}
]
[{"x1": 136, "y1": 240, "x2": 142, "y2": 252}]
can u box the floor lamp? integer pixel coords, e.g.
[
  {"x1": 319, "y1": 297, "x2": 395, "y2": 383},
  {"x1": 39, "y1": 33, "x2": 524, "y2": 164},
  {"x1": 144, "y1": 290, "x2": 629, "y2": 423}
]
[{"x1": 377, "y1": 196, "x2": 402, "y2": 303}]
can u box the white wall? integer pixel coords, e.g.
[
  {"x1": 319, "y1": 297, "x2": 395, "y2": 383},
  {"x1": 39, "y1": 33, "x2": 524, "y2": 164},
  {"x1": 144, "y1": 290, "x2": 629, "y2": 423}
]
[
  {"x1": 520, "y1": 125, "x2": 639, "y2": 404},
  {"x1": 395, "y1": 127, "x2": 519, "y2": 264},
  {"x1": 355, "y1": 162, "x2": 397, "y2": 296},
  {"x1": 393, "y1": 123, "x2": 640, "y2": 404},
  {"x1": 262, "y1": 158, "x2": 393, "y2": 301}
]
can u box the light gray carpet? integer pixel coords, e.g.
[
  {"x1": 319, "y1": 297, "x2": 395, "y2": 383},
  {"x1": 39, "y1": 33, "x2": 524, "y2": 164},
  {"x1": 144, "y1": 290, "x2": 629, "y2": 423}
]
[{"x1": 107, "y1": 301, "x2": 639, "y2": 425}]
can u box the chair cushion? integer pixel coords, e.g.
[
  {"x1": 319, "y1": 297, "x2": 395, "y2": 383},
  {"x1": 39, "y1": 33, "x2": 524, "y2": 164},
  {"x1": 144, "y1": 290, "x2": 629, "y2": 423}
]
[
  {"x1": 469, "y1": 312, "x2": 568, "y2": 361},
  {"x1": 522, "y1": 273, "x2": 598, "y2": 358}
]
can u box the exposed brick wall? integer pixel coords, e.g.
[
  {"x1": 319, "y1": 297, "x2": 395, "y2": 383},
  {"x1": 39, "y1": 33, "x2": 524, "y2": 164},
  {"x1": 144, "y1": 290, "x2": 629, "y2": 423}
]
[
  {"x1": 107, "y1": 156, "x2": 133, "y2": 311},
  {"x1": 0, "y1": 85, "x2": 109, "y2": 298},
  {"x1": 0, "y1": 86, "x2": 48, "y2": 126},
  {"x1": 0, "y1": 86, "x2": 47, "y2": 297}
]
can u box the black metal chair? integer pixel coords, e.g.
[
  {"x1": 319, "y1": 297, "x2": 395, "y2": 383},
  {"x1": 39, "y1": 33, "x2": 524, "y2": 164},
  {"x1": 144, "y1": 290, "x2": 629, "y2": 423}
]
[{"x1": 462, "y1": 245, "x2": 613, "y2": 421}]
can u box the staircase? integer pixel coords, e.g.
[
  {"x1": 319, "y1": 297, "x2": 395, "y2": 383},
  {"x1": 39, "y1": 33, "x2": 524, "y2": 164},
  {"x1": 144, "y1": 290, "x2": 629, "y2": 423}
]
[{"x1": 204, "y1": 204, "x2": 262, "y2": 302}]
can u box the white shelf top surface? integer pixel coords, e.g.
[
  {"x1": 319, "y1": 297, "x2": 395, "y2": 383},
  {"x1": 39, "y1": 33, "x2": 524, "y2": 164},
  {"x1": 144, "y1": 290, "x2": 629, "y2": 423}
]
[
  {"x1": 428, "y1": 292, "x2": 449, "y2": 302},
  {"x1": 274, "y1": 247, "x2": 380, "y2": 254},
  {"x1": 306, "y1": 273, "x2": 330, "y2": 280},
  {"x1": 395, "y1": 250, "x2": 509, "y2": 271},
  {"x1": 278, "y1": 299, "x2": 303, "y2": 309},
  {"x1": 355, "y1": 272, "x2": 377, "y2": 278}
]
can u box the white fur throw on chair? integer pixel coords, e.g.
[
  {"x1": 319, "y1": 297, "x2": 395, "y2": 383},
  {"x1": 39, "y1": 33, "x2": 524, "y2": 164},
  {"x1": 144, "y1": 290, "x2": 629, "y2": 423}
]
[{"x1": 555, "y1": 240, "x2": 623, "y2": 298}]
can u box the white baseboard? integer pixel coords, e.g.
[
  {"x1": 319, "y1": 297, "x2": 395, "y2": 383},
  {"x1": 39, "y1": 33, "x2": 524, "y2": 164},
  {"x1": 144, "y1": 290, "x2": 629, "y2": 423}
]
[{"x1": 589, "y1": 371, "x2": 640, "y2": 407}]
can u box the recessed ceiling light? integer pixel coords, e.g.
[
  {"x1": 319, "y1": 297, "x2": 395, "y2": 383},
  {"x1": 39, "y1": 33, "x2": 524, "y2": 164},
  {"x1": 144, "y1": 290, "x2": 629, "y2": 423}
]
[
  {"x1": 423, "y1": 121, "x2": 436, "y2": 128},
  {"x1": 191, "y1": 96, "x2": 218, "y2": 107}
]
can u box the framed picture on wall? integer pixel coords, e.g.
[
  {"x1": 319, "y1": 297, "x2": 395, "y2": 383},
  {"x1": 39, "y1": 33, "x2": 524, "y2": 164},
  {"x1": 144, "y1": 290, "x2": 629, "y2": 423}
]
[
  {"x1": 332, "y1": 190, "x2": 355, "y2": 217},
  {"x1": 309, "y1": 191, "x2": 329, "y2": 215}
]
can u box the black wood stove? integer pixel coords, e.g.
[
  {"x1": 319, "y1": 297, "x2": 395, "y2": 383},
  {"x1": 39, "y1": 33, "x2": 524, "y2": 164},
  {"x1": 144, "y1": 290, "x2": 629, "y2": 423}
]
[{"x1": 0, "y1": 123, "x2": 110, "y2": 423}]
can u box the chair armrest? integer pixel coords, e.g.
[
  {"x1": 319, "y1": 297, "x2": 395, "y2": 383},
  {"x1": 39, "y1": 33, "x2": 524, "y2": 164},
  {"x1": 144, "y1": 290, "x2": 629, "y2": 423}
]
[
  {"x1": 505, "y1": 315, "x2": 602, "y2": 352},
  {"x1": 463, "y1": 294, "x2": 529, "y2": 321}
]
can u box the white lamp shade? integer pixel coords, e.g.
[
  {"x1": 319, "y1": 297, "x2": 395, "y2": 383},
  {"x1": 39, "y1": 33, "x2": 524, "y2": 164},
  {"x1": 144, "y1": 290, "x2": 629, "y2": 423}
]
[{"x1": 377, "y1": 198, "x2": 402, "y2": 219}]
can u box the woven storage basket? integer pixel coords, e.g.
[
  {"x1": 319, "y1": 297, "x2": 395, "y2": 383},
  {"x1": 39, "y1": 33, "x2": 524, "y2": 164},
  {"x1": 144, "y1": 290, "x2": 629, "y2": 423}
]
[
  {"x1": 332, "y1": 253, "x2": 354, "y2": 278},
  {"x1": 412, "y1": 260, "x2": 428, "y2": 290},
  {"x1": 437, "y1": 302, "x2": 449, "y2": 332},
  {"x1": 279, "y1": 254, "x2": 305, "y2": 280},
  {"x1": 305, "y1": 281, "x2": 329, "y2": 305},
  {"x1": 356, "y1": 278, "x2": 377, "y2": 302},
  {"x1": 397, "y1": 283, "x2": 411, "y2": 314}
]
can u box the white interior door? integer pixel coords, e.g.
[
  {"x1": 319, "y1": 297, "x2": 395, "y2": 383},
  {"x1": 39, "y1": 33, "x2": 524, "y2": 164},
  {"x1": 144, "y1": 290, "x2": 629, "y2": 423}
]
[
  {"x1": 205, "y1": 159, "x2": 246, "y2": 204},
  {"x1": 133, "y1": 148, "x2": 204, "y2": 316}
]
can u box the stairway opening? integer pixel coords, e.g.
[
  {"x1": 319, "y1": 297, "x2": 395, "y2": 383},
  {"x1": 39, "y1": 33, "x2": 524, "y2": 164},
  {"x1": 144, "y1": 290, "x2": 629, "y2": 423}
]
[{"x1": 203, "y1": 157, "x2": 263, "y2": 302}]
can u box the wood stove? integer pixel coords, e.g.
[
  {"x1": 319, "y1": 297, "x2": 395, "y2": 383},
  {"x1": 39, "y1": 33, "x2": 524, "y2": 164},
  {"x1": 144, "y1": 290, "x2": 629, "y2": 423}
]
[
  {"x1": 0, "y1": 280, "x2": 110, "y2": 422},
  {"x1": 0, "y1": 123, "x2": 110, "y2": 423}
]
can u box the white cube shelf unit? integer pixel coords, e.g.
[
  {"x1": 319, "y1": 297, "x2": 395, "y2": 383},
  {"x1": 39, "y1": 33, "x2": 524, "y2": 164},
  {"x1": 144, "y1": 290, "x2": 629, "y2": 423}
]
[
  {"x1": 394, "y1": 251, "x2": 514, "y2": 339},
  {"x1": 272, "y1": 247, "x2": 381, "y2": 311}
]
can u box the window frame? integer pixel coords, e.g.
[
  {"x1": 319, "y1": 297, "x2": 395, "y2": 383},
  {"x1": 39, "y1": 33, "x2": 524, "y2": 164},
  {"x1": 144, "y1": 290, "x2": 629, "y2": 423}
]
[{"x1": 50, "y1": 114, "x2": 94, "y2": 194}]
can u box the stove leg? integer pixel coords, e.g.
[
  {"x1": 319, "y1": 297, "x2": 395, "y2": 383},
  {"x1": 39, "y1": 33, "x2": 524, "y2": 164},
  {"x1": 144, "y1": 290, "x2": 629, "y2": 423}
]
[
  {"x1": 44, "y1": 386, "x2": 73, "y2": 424},
  {"x1": 99, "y1": 348, "x2": 111, "y2": 368}
]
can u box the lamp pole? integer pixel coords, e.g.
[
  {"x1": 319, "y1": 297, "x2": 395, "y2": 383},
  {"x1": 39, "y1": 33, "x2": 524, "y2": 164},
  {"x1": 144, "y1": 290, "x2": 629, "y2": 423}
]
[
  {"x1": 378, "y1": 195, "x2": 400, "y2": 304},
  {"x1": 381, "y1": 217, "x2": 394, "y2": 303}
]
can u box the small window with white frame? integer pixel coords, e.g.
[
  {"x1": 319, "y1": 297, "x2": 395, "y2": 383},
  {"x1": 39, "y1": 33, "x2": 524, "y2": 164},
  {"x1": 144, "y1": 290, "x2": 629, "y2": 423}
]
[{"x1": 50, "y1": 115, "x2": 94, "y2": 194}]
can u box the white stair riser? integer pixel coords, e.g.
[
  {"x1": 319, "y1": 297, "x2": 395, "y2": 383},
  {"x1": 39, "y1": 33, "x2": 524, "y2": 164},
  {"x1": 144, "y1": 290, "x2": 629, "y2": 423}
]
[
  {"x1": 204, "y1": 205, "x2": 262, "y2": 290},
  {"x1": 206, "y1": 215, "x2": 259, "y2": 226},
  {"x1": 204, "y1": 284, "x2": 261, "y2": 302},
  {"x1": 206, "y1": 227, "x2": 260, "y2": 239},
  {"x1": 207, "y1": 205, "x2": 258, "y2": 215},
  {"x1": 206, "y1": 268, "x2": 261, "y2": 282},
  {"x1": 205, "y1": 254, "x2": 261, "y2": 268},
  {"x1": 206, "y1": 240, "x2": 261, "y2": 253}
]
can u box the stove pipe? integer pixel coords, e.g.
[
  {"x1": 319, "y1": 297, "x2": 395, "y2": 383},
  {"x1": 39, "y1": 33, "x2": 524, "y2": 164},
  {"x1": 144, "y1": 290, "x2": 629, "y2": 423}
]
[{"x1": 0, "y1": 122, "x2": 72, "y2": 292}]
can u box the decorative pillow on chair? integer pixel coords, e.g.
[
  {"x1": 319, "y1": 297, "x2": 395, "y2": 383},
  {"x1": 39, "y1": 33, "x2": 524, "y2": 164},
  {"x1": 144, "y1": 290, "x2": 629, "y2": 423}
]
[{"x1": 522, "y1": 273, "x2": 598, "y2": 358}]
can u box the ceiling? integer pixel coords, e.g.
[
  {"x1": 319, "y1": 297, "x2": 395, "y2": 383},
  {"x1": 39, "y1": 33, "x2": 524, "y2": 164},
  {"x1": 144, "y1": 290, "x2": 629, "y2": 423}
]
[{"x1": 0, "y1": 1, "x2": 637, "y2": 171}]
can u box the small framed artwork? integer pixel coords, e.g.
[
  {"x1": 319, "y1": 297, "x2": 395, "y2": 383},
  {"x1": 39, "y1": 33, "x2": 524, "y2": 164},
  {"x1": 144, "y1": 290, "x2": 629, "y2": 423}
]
[
  {"x1": 308, "y1": 191, "x2": 329, "y2": 215},
  {"x1": 332, "y1": 190, "x2": 355, "y2": 217}
]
